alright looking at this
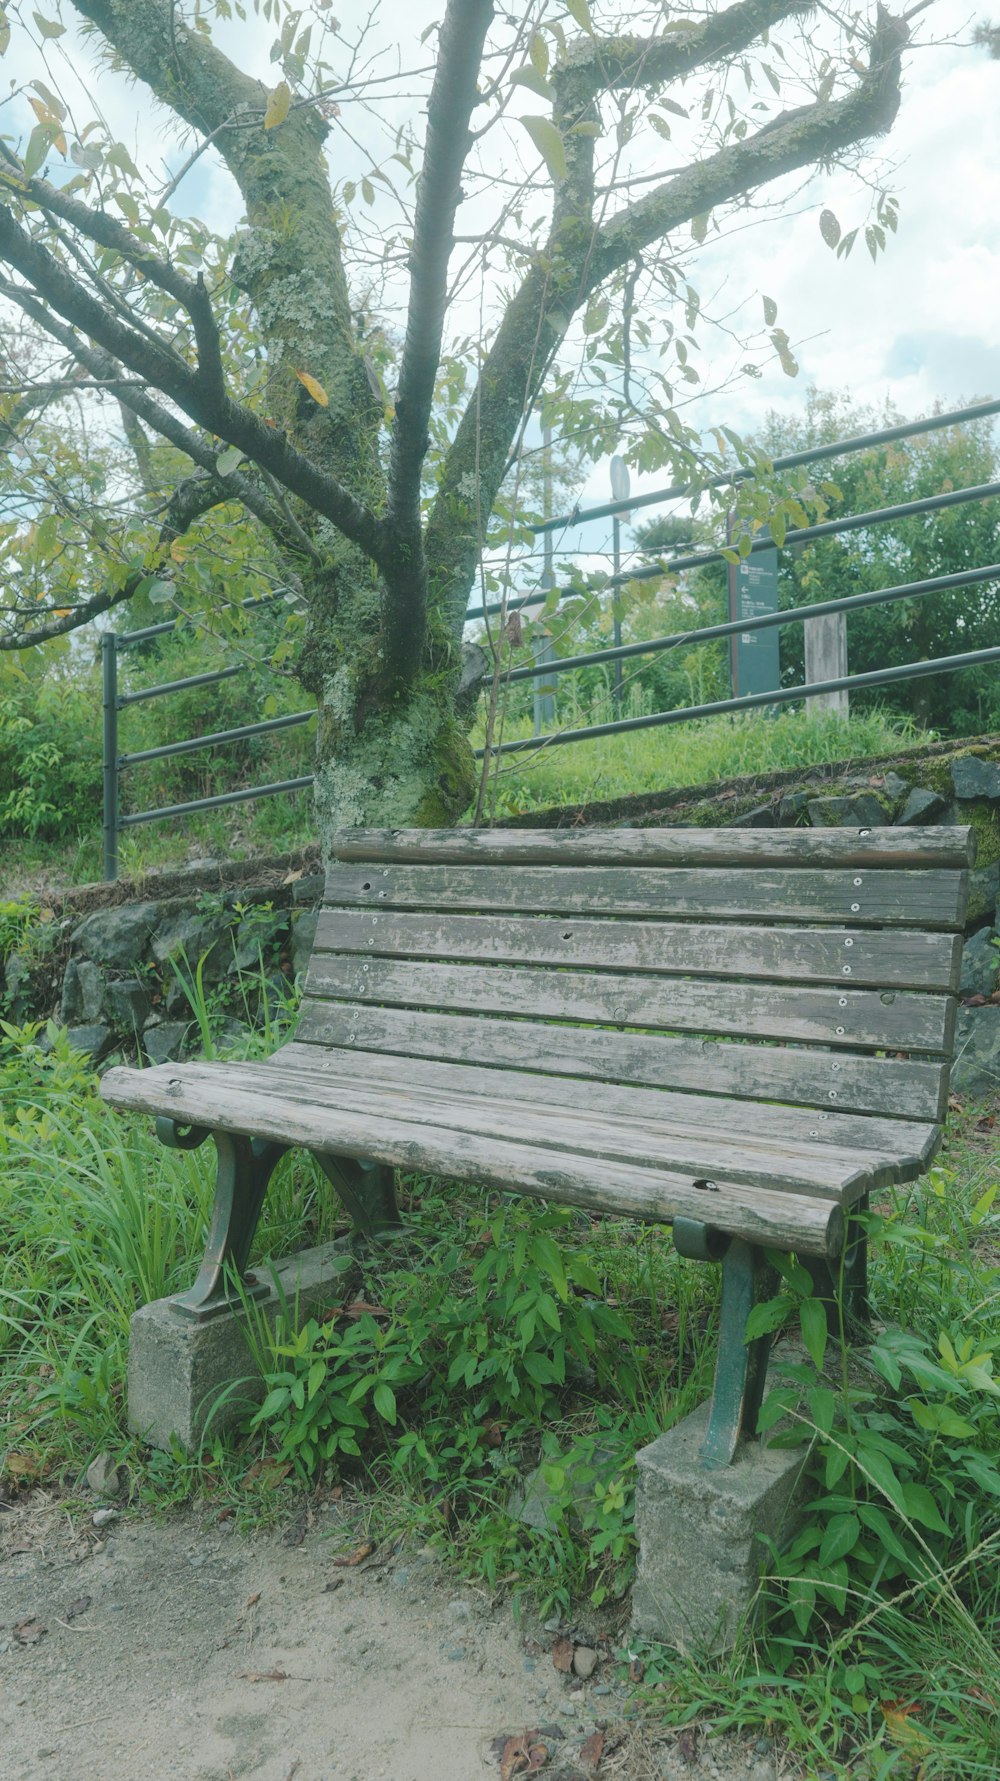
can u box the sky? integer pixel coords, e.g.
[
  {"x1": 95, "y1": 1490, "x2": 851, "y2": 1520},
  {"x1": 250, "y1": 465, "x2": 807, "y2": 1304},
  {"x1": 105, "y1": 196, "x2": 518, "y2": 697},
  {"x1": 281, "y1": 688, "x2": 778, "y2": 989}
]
[{"x1": 5, "y1": 0, "x2": 999, "y2": 556}]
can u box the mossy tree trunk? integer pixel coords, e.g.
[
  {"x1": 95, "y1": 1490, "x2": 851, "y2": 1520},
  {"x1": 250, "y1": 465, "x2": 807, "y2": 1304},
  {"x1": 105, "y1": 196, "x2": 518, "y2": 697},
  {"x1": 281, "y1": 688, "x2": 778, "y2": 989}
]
[{"x1": 0, "y1": 0, "x2": 910, "y2": 849}]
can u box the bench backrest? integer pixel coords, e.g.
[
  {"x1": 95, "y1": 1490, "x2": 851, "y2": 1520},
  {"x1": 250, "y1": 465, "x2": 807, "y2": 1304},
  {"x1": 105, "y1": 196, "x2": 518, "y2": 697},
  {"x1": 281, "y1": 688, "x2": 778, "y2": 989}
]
[{"x1": 295, "y1": 826, "x2": 972, "y2": 1129}]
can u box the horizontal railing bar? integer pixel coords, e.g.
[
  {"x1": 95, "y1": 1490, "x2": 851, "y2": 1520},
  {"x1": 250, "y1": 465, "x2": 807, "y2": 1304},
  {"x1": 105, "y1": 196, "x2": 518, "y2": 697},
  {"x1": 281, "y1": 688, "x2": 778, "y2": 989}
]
[
  {"x1": 503, "y1": 560, "x2": 1000, "y2": 682},
  {"x1": 466, "y1": 477, "x2": 1000, "y2": 623},
  {"x1": 477, "y1": 644, "x2": 1000, "y2": 758},
  {"x1": 534, "y1": 395, "x2": 1000, "y2": 535},
  {"x1": 119, "y1": 775, "x2": 314, "y2": 825},
  {"x1": 117, "y1": 593, "x2": 282, "y2": 646},
  {"x1": 117, "y1": 663, "x2": 244, "y2": 706},
  {"x1": 119, "y1": 707, "x2": 315, "y2": 767}
]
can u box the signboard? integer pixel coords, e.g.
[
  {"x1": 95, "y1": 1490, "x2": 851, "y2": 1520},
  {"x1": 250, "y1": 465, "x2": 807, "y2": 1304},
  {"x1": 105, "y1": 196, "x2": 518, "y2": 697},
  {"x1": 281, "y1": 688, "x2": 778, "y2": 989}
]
[{"x1": 727, "y1": 520, "x2": 780, "y2": 699}]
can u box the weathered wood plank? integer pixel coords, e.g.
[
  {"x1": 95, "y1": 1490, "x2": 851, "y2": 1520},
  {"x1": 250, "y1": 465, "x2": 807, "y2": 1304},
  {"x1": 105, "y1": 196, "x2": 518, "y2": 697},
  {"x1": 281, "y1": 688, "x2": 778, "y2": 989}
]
[
  {"x1": 321, "y1": 863, "x2": 967, "y2": 929},
  {"x1": 99, "y1": 1062, "x2": 846, "y2": 1257},
  {"x1": 304, "y1": 954, "x2": 953, "y2": 1053},
  {"x1": 292, "y1": 1003, "x2": 949, "y2": 1121},
  {"x1": 271, "y1": 1042, "x2": 942, "y2": 1172},
  {"x1": 312, "y1": 908, "x2": 963, "y2": 993},
  {"x1": 219, "y1": 1059, "x2": 887, "y2": 1199},
  {"x1": 331, "y1": 825, "x2": 976, "y2": 871}
]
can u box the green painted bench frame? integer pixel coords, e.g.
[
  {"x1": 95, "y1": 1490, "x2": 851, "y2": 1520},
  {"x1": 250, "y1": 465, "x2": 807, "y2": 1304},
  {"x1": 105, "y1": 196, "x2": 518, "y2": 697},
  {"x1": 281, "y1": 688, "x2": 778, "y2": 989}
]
[{"x1": 101, "y1": 824, "x2": 971, "y2": 1470}]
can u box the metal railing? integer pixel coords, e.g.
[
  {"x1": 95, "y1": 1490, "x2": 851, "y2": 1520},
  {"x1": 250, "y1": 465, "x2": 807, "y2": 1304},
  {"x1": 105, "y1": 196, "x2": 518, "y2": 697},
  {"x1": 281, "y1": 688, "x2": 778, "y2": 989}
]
[
  {"x1": 101, "y1": 600, "x2": 313, "y2": 881},
  {"x1": 99, "y1": 395, "x2": 1000, "y2": 876}
]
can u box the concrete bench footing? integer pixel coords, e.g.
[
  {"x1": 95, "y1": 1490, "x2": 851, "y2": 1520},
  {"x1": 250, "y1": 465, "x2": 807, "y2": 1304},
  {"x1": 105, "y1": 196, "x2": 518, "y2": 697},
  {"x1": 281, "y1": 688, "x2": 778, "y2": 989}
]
[
  {"x1": 631, "y1": 1400, "x2": 810, "y2": 1655},
  {"x1": 128, "y1": 1239, "x2": 356, "y2": 1452}
]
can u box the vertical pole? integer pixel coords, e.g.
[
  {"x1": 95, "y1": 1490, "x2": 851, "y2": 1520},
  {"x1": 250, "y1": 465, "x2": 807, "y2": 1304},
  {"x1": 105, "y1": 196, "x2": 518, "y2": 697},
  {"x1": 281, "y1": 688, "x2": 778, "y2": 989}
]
[
  {"x1": 804, "y1": 612, "x2": 850, "y2": 720},
  {"x1": 101, "y1": 631, "x2": 119, "y2": 882},
  {"x1": 533, "y1": 425, "x2": 557, "y2": 735},
  {"x1": 612, "y1": 516, "x2": 623, "y2": 705}
]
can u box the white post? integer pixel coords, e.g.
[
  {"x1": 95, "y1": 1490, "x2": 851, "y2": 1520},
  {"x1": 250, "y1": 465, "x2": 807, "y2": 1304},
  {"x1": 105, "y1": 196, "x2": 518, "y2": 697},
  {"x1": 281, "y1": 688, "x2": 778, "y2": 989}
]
[{"x1": 804, "y1": 612, "x2": 849, "y2": 720}]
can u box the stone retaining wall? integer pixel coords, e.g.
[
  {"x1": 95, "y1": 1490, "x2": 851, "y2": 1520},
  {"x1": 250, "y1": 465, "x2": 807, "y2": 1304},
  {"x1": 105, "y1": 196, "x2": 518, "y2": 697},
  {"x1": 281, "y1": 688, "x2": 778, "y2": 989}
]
[{"x1": 4, "y1": 734, "x2": 1000, "y2": 1096}]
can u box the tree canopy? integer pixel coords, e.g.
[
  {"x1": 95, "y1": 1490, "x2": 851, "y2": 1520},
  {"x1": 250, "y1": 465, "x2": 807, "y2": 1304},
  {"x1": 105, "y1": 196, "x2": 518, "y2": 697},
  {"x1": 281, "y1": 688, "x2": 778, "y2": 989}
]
[{"x1": 0, "y1": 0, "x2": 923, "y2": 844}]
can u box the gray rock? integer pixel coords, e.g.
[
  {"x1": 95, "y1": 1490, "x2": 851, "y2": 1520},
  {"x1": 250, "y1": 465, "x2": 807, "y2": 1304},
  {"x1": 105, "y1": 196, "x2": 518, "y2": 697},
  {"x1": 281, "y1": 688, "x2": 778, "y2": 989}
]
[
  {"x1": 897, "y1": 786, "x2": 945, "y2": 826},
  {"x1": 881, "y1": 772, "x2": 909, "y2": 803},
  {"x1": 807, "y1": 792, "x2": 886, "y2": 828},
  {"x1": 91, "y1": 1507, "x2": 117, "y2": 1529},
  {"x1": 730, "y1": 805, "x2": 775, "y2": 828},
  {"x1": 572, "y1": 1646, "x2": 598, "y2": 1679},
  {"x1": 951, "y1": 755, "x2": 1000, "y2": 801},
  {"x1": 291, "y1": 909, "x2": 319, "y2": 979},
  {"x1": 142, "y1": 1020, "x2": 191, "y2": 1065},
  {"x1": 292, "y1": 872, "x2": 324, "y2": 905},
  {"x1": 105, "y1": 979, "x2": 152, "y2": 1034},
  {"x1": 952, "y1": 1005, "x2": 1000, "y2": 1099},
  {"x1": 968, "y1": 862, "x2": 1000, "y2": 926},
  {"x1": 150, "y1": 901, "x2": 233, "y2": 980},
  {"x1": 86, "y1": 1453, "x2": 125, "y2": 1498},
  {"x1": 64, "y1": 1023, "x2": 113, "y2": 1062},
  {"x1": 72, "y1": 903, "x2": 159, "y2": 970},
  {"x1": 776, "y1": 791, "x2": 810, "y2": 825},
  {"x1": 59, "y1": 959, "x2": 105, "y2": 1025},
  {"x1": 960, "y1": 928, "x2": 1000, "y2": 998},
  {"x1": 2, "y1": 950, "x2": 32, "y2": 1018}
]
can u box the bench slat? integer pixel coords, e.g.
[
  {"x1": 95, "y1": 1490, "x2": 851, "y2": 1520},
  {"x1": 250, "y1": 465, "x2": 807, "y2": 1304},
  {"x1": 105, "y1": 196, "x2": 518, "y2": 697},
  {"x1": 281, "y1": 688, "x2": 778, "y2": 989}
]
[
  {"x1": 304, "y1": 954, "x2": 953, "y2": 1054},
  {"x1": 292, "y1": 1004, "x2": 949, "y2": 1120},
  {"x1": 225, "y1": 1060, "x2": 897, "y2": 1197},
  {"x1": 99, "y1": 1062, "x2": 846, "y2": 1257},
  {"x1": 322, "y1": 863, "x2": 967, "y2": 929},
  {"x1": 332, "y1": 825, "x2": 976, "y2": 871},
  {"x1": 313, "y1": 908, "x2": 962, "y2": 993},
  {"x1": 272, "y1": 1042, "x2": 942, "y2": 1171}
]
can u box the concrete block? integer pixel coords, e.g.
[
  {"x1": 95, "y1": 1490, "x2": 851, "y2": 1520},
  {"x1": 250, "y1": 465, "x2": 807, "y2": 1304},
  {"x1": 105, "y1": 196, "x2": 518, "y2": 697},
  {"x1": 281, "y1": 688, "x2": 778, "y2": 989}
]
[
  {"x1": 128, "y1": 1239, "x2": 357, "y2": 1452},
  {"x1": 631, "y1": 1402, "x2": 810, "y2": 1655}
]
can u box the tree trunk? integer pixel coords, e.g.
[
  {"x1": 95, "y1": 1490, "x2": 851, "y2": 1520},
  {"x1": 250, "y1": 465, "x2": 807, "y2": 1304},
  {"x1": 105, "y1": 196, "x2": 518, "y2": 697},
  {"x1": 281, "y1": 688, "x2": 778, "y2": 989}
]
[{"x1": 299, "y1": 565, "x2": 479, "y2": 848}]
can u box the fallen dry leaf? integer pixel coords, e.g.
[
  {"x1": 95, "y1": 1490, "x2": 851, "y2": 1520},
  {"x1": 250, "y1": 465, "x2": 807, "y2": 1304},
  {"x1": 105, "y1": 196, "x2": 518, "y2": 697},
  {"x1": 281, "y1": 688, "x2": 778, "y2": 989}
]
[
  {"x1": 63, "y1": 1596, "x2": 92, "y2": 1622},
  {"x1": 282, "y1": 1507, "x2": 312, "y2": 1548},
  {"x1": 323, "y1": 1579, "x2": 344, "y2": 1593},
  {"x1": 246, "y1": 1592, "x2": 261, "y2": 1608},
  {"x1": 580, "y1": 1728, "x2": 604, "y2": 1772},
  {"x1": 236, "y1": 1668, "x2": 289, "y2": 1683},
  {"x1": 498, "y1": 1730, "x2": 549, "y2": 1779},
  {"x1": 13, "y1": 1618, "x2": 47, "y2": 1645},
  {"x1": 551, "y1": 1635, "x2": 573, "y2": 1673},
  {"x1": 628, "y1": 1657, "x2": 645, "y2": 1683},
  {"x1": 675, "y1": 1727, "x2": 699, "y2": 1763},
  {"x1": 4, "y1": 1453, "x2": 40, "y2": 1480},
  {"x1": 333, "y1": 1539, "x2": 375, "y2": 1568}
]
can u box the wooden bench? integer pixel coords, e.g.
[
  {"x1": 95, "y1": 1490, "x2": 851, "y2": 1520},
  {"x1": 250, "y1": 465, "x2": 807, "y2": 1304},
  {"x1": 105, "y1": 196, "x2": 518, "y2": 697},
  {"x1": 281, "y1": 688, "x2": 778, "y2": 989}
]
[{"x1": 100, "y1": 824, "x2": 972, "y2": 1469}]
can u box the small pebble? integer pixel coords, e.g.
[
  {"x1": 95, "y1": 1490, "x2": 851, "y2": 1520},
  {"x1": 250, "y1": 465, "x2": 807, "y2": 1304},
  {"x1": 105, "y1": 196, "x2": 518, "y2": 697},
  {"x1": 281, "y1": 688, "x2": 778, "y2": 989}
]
[
  {"x1": 572, "y1": 1645, "x2": 598, "y2": 1679},
  {"x1": 443, "y1": 1646, "x2": 466, "y2": 1662},
  {"x1": 543, "y1": 1615, "x2": 562, "y2": 1632},
  {"x1": 593, "y1": 1684, "x2": 612, "y2": 1696},
  {"x1": 522, "y1": 1658, "x2": 536, "y2": 1673},
  {"x1": 91, "y1": 1508, "x2": 117, "y2": 1529}
]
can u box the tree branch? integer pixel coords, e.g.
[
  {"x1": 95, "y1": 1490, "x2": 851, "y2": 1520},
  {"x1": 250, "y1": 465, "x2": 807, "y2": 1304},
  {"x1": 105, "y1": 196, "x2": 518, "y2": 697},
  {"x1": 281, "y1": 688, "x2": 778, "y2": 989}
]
[
  {"x1": 557, "y1": 0, "x2": 814, "y2": 100},
  {"x1": 388, "y1": 0, "x2": 493, "y2": 546},
  {"x1": 0, "y1": 207, "x2": 386, "y2": 563}
]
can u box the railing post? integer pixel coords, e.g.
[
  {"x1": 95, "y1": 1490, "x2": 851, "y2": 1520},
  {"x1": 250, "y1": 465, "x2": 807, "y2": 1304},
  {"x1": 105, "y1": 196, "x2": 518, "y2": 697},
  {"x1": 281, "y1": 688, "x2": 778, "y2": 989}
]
[
  {"x1": 101, "y1": 630, "x2": 119, "y2": 882},
  {"x1": 804, "y1": 611, "x2": 849, "y2": 721}
]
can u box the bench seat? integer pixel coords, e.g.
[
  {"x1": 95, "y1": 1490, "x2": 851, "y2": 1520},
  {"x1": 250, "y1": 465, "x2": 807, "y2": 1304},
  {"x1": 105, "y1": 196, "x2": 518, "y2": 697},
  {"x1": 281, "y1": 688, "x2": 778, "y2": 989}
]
[{"x1": 101, "y1": 822, "x2": 971, "y2": 1468}]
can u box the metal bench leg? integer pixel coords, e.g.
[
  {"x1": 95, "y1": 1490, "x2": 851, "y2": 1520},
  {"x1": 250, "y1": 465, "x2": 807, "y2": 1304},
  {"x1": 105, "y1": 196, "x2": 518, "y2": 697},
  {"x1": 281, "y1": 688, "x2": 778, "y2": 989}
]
[
  {"x1": 157, "y1": 1120, "x2": 287, "y2": 1320},
  {"x1": 314, "y1": 1153, "x2": 402, "y2": 1238},
  {"x1": 701, "y1": 1238, "x2": 777, "y2": 1471}
]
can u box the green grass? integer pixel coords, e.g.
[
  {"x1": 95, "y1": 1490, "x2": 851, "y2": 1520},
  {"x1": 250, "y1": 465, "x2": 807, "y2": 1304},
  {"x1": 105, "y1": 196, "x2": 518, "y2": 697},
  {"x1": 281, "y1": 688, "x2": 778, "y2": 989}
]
[
  {"x1": 1, "y1": 1014, "x2": 998, "y2": 1776},
  {"x1": 478, "y1": 699, "x2": 925, "y2": 817}
]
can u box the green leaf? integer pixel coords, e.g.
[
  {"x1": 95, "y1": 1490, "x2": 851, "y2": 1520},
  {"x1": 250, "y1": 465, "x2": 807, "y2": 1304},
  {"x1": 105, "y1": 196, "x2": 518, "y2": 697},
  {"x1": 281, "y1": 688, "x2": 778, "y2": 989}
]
[
  {"x1": 818, "y1": 1511, "x2": 860, "y2": 1566},
  {"x1": 565, "y1": 0, "x2": 593, "y2": 32},
  {"x1": 745, "y1": 1294, "x2": 795, "y2": 1341},
  {"x1": 902, "y1": 1481, "x2": 949, "y2": 1534},
  {"x1": 762, "y1": 294, "x2": 778, "y2": 326},
  {"x1": 216, "y1": 444, "x2": 244, "y2": 476},
  {"x1": 0, "y1": 10, "x2": 9, "y2": 55},
  {"x1": 519, "y1": 115, "x2": 567, "y2": 183},
  {"x1": 257, "y1": 1386, "x2": 291, "y2": 1418},
  {"x1": 145, "y1": 578, "x2": 174, "y2": 605},
  {"x1": 307, "y1": 1358, "x2": 326, "y2": 1401},
  {"x1": 799, "y1": 1297, "x2": 827, "y2": 1372},
  {"x1": 690, "y1": 212, "x2": 709, "y2": 244},
  {"x1": 361, "y1": 176, "x2": 375, "y2": 204},
  {"x1": 373, "y1": 1381, "x2": 397, "y2": 1424},
  {"x1": 23, "y1": 123, "x2": 56, "y2": 180},
  {"x1": 30, "y1": 78, "x2": 65, "y2": 120},
  {"x1": 529, "y1": 30, "x2": 549, "y2": 76},
  {"x1": 583, "y1": 295, "x2": 609, "y2": 335},
  {"x1": 510, "y1": 66, "x2": 555, "y2": 101},
  {"x1": 33, "y1": 10, "x2": 65, "y2": 37},
  {"x1": 819, "y1": 208, "x2": 841, "y2": 248}
]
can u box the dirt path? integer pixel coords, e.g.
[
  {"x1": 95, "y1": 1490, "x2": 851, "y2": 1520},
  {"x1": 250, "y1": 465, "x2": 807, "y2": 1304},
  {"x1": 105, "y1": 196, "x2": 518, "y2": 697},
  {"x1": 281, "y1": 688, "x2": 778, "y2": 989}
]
[{"x1": 0, "y1": 1493, "x2": 797, "y2": 1781}]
